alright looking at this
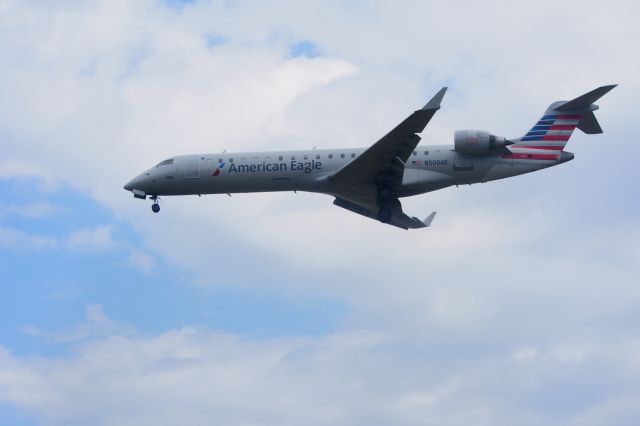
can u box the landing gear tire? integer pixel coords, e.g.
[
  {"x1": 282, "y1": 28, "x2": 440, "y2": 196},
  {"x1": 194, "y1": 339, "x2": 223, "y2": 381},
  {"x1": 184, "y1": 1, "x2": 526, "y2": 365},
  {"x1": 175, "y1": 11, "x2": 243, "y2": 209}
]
[
  {"x1": 378, "y1": 207, "x2": 392, "y2": 223},
  {"x1": 150, "y1": 195, "x2": 161, "y2": 213}
]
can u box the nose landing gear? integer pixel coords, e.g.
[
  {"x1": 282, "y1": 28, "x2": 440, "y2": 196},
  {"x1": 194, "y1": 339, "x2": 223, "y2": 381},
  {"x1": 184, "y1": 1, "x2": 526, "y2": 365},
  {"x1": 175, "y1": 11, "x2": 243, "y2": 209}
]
[{"x1": 150, "y1": 195, "x2": 160, "y2": 213}]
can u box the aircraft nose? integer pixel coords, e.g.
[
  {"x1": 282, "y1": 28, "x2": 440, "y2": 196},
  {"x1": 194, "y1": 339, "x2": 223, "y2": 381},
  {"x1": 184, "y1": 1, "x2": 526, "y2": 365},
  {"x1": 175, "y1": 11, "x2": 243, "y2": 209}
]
[{"x1": 123, "y1": 176, "x2": 139, "y2": 191}]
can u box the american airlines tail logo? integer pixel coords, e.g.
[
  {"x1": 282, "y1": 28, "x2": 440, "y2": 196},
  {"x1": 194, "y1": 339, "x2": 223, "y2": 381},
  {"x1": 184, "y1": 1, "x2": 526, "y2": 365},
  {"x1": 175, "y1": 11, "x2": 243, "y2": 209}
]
[{"x1": 213, "y1": 162, "x2": 225, "y2": 176}]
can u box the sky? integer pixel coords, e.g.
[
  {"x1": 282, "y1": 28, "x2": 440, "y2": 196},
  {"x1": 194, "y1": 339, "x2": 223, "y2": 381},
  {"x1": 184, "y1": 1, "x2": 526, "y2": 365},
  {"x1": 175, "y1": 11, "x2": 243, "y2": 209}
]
[{"x1": 0, "y1": 0, "x2": 639, "y2": 425}]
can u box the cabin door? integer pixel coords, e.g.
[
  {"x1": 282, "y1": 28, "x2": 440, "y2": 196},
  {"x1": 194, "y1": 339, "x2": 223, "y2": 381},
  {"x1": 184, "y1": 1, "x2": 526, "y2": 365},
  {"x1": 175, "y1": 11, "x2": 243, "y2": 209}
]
[{"x1": 185, "y1": 155, "x2": 200, "y2": 179}]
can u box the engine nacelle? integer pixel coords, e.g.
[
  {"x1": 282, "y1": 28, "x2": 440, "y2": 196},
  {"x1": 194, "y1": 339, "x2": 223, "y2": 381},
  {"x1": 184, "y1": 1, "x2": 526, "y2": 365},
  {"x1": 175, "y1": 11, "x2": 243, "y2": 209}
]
[{"x1": 454, "y1": 130, "x2": 509, "y2": 154}]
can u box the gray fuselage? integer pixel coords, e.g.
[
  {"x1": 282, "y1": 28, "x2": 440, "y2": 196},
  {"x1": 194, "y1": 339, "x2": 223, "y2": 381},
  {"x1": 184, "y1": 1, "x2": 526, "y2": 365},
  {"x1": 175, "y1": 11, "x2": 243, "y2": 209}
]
[{"x1": 124, "y1": 145, "x2": 574, "y2": 199}]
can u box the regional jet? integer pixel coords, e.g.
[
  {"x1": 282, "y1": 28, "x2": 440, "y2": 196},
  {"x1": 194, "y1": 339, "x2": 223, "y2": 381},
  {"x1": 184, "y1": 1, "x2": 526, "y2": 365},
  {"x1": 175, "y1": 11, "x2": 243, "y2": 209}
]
[{"x1": 124, "y1": 85, "x2": 616, "y2": 229}]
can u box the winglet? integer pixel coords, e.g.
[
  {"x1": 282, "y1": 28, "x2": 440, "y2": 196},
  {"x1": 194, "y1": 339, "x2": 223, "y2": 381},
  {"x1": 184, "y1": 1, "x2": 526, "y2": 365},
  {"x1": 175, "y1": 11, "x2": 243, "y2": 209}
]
[
  {"x1": 422, "y1": 87, "x2": 447, "y2": 110},
  {"x1": 409, "y1": 211, "x2": 437, "y2": 228},
  {"x1": 556, "y1": 84, "x2": 617, "y2": 111},
  {"x1": 422, "y1": 211, "x2": 437, "y2": 227}
]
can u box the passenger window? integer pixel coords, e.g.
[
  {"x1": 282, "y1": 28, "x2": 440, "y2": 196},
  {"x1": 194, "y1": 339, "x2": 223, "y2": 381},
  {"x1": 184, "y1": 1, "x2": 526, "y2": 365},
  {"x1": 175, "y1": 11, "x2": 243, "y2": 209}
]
[
  {"x1": 218, "y1": 158, "x2": 223, "y2": 163},
  {"x1": 316, "y1": 155, "x2": 320, "y2": 160},
  {"x1": 412, "y1": 151, "x2": 417, "y2": 156},
  {"x1": 351, "y1": 153, "x2": 356, "y2": 158},
  {"x1": 291, "y1": 156, "x2": 296, "y2": 161},
  {"x1": 340, "y1": 154, "x2": 345, "y2": 159},
  {"x1": 328, "y1": 154, "x2": 333, "y2": 159},
  {"x1": 303, "y1": 155, "x2": 308, "y2": 160},
  {"x1": 424, "y1": 151, "x2": 429, "y2": 156},
  {"x1": 279, "y1": 156, "x2": 283, "y2": 161},
  {"x1": 229, "y1": 158, "x2": 234, "y2": 163}
]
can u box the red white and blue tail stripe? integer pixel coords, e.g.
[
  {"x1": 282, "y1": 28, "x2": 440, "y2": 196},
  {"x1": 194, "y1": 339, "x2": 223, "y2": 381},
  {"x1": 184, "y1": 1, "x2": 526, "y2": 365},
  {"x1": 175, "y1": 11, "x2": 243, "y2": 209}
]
[
  {"x1": 503, "y1": 85, "x2": 616, "y2": 162},
  {"x1": 515, "y1": 114, "x2": 582, "y2": 151},
  {"x1": 505, "y1": 114, "x2": 582, "y2": 161}
]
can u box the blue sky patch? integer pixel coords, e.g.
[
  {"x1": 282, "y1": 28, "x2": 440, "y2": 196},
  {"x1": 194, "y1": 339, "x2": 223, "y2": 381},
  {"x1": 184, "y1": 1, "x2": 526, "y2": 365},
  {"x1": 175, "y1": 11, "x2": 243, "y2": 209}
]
[
  {"x1": 204, "y1": 33, "x2": 229, "y2": 49},
  {"x1": 0, "y1": 405, "x2": 36, "y2": 426},
  {"x1": 0, "y1": 178, "x2": 345, "y2": 358},
  {"x1": 161, "y1": 0, "x2": 198, "y2": 10},
  {"x1": 289, "y1": 41, "x2": 320, "y2": 59},
  {"x1": 124, "y1": 43, "x2": 152, "y2": 76}
]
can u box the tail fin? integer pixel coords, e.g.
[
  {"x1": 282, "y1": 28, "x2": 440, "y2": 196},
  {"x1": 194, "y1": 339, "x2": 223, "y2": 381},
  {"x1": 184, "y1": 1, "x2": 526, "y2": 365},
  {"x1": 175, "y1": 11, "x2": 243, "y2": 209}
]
[{"x1": 514, "y1": 85, "x2": 616, "y2": 151}]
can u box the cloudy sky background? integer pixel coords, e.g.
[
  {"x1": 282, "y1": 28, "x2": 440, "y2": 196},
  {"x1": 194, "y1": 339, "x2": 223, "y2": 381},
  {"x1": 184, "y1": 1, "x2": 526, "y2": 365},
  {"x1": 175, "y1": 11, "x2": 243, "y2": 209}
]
[{"x1": 0, "y1": 0, "x2": 639, "y2": 425}]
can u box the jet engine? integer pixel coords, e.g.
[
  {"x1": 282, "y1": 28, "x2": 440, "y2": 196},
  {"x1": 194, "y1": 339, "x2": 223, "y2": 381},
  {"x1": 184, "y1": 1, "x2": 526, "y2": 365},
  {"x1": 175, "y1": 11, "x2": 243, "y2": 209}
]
[{"x1": 454, "y1": 130, "x2": 510, "y2": 154}]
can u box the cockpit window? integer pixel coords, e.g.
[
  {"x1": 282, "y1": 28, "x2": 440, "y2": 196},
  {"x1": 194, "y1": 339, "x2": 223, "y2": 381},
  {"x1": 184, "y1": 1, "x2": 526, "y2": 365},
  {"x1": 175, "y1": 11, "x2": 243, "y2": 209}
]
[{"x1": 156, "y1": 159, "x2": 174, "y2": 167}]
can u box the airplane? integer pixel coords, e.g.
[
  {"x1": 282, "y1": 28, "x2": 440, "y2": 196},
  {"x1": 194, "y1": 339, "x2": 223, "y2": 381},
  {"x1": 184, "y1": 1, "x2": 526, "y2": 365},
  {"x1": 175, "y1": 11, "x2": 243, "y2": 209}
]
[{"x1": 124, "y1": 85, "x2": 616, "y2": 230}]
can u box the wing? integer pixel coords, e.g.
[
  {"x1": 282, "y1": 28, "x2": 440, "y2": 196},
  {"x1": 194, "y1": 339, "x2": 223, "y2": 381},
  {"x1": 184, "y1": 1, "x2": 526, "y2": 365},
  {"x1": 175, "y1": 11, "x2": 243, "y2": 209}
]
[
  {"x1": 327, "y1": 87, "x2": 446, "y2": 229},
  {"x1": 333, "y1": 195, "x2": 436, "y2": 230},
  {"x1": 329, "y1": 87, "x2": 447, "y2": 187}
]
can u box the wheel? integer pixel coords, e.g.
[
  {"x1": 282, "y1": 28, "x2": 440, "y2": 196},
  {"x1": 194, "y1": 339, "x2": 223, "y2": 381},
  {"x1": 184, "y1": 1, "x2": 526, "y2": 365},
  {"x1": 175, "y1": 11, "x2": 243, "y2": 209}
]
[
  {"x1": 151, "y1": 203, "x2": 160, "y2": 213},
  {"x1": 378, "y1": 207, "x2": 392, "y2": 223}
]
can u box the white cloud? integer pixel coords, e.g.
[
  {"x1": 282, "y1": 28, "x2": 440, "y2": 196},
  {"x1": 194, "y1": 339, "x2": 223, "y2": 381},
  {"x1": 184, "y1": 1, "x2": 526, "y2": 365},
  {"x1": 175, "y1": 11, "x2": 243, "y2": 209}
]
[
  {"x1": 0, "y1": 226, "x2": 57, "y2": 251},
  {"x1": 127, "y1": 249, "x2": 156, "y2": 275},
  {"x1": 21, "y1": 304, "x2": 130, "y2": 344},
  {"x1": 545, "y1": 344, "x2": 590, "y2": 364},
  {"x1": 0, "y1": 224, "x2": 121, "y2": 254},
  {"x1": 514, "y1": 346, "x2": 539, "y2": 363},
  {"x1": 0, "y1": 1, "x2": 638, "y2": 425},
  {"x1": 569, "y1": 394, "x2": 640, "y2": 426},
  {"x1": 0, "y1": 201, "x2": 64, "y2": 219},
  {"x1": 65, "y1": 225, "x2": 114, "y2": 252},
  {"x1": 0, "y1": 160, "x2": 51, "y2": 181},
  {"x1": 0, "y1": 160, "x2": 58, "y2": 191},
  {"x1": 2, "y1": 319, "x2": 640, "y2": 426}
]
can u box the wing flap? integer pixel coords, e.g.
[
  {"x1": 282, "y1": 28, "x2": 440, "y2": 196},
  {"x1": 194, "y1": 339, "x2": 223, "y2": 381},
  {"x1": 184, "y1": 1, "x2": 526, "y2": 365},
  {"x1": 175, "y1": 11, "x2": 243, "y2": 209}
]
[{"x1": 333, "y1": 195, "x2": 436, "y2": 230}]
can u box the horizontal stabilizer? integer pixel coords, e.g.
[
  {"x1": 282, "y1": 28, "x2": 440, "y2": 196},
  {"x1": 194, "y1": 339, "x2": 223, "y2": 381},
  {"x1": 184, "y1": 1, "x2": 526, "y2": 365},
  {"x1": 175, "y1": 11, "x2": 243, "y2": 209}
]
[{"x1": 557, "y1": 84, "x2": 617, "y2": 111}]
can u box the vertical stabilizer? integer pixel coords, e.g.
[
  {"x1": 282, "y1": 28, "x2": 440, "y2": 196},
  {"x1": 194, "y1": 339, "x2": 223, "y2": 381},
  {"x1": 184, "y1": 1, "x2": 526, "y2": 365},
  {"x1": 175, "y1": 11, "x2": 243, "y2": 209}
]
[{"x1": 514, "y1": 85, "x2": 616, "y2": 151}]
